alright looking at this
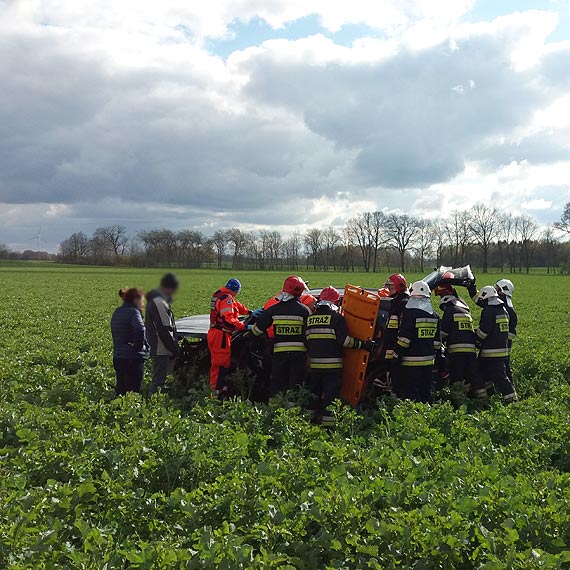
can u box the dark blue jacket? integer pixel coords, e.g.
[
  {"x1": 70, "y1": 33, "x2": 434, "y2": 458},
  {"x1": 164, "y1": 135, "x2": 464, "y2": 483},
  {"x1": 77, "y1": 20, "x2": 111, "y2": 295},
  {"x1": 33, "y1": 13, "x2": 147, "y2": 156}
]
[{"x1": 111, "y1": 303, "x2": 150, "y2": 360}]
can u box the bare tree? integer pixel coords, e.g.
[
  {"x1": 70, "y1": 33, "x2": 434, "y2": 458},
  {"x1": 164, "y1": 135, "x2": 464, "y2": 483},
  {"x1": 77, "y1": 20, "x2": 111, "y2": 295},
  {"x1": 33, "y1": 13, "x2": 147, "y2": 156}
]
[
  {"x1": 0, "y1": 243, "x2": 10, "y2": 259},
  {"x1": 500, "y1": 214, "x2": 519, "y2": 273},
  {"x1": 267, "y1": 231, "x2": 283, "y2": 270},
  {"x1": 211, "y1": 230, "x2": 228, "y2": 269},
  {"x1": 541, "y1": 226, "x2": 560, "y2": 274},
  {"x1": 340, "y1": 226, "x2": 355, "y2": 272},
  {"x1": 244, "y1": 232, "x2": 261, "y2": 270},
  {"x1": 385, "y1": 213, "x2": 419, "y2": 273},
  {"x1": 432, "y1": 221, "x2": 446, "y2": 267},
  {"x1": 346, "y1": 212, "x2": 385, "y2": 272},
  {"x1": 469, "y1": 204, "x2": 500, "y2": 273},
  {"x1": 346, "y1": 216, "x2": 373, "y2": 272},
  {"x1": 304, "y1": 229, "x2": 325, "y2": 270},
  {"x1": 177, "y1": 230, "x2": 207, "y2": 268},
  {"x1": 93, "y1": 225, "x2": 129, "y2": 257},
  {"x1": 227, "y1": 227, "x2": 247, "y2": 269},
  {"x1": 59, "y1": 232, "x2": 90, "y2": 261},
  {"x1": 283, "y1": 232, "x2": 301, "y2": 270},
  {"x1": 554, "y1": 201, "x2": 570, "y2": 234},
  {"x1": 444, "y1": 210, "x2": 472, "y2": 267},
  {"x1": 517, "y1": 214, "x2": 538, "y2": 274},
  {"x1": 413, "y1": 219, "x2": 435, "y2": 273},
  {"x1": 323, "y1": 227, "x2": 340, "y2": 271}
]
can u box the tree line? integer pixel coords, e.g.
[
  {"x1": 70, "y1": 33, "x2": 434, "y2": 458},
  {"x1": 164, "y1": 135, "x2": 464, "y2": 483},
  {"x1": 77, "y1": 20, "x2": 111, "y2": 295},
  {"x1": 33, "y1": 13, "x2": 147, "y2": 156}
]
[{"x1": 52, "y1": 202, "x2": 570, "y2": 274}]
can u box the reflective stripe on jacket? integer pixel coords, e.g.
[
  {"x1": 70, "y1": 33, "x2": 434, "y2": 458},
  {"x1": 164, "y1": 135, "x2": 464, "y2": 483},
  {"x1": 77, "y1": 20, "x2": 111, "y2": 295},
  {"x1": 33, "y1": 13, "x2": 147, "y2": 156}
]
[
  {"x1": 476, "y1": 303, "x2": 510, "y2": 359},
  {"x1": 379, "y1": 293, "x2": 409, "y2": 361},
  {"x1": 252, "y1": 298, "x2": 310, "y2": 353},
  {"x1": 210, "y1": 287, "x2": 248, "y2": 333},
  {"x1": 440, "y1": 297, "x2": 477, "y2": 355},
  {"x1": 395, "y1": 307, "x2": 441, "y2": 367},
  {"x1": 305, "y1": 306, "x2": 356, "y2": 369}
]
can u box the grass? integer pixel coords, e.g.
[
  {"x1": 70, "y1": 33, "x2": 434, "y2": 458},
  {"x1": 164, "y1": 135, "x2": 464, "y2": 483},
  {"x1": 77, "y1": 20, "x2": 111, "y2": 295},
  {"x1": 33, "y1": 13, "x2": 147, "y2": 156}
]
[{"x1": 0, "y1": 264, "x2": 568, "y2": 568}]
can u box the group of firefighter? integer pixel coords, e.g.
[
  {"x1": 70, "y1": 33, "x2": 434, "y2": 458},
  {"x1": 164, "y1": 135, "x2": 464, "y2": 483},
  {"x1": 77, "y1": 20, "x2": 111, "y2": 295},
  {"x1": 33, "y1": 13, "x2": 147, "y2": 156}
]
[{"x1": 207, "y1": 272, "x2": 518, "y2": 425}]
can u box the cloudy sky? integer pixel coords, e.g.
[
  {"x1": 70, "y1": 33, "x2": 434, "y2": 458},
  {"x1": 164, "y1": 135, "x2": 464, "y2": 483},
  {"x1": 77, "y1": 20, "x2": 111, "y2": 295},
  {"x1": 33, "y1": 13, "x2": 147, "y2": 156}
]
[{"x1": 1, "y1": 0, "x2": 570, "y2": 251}]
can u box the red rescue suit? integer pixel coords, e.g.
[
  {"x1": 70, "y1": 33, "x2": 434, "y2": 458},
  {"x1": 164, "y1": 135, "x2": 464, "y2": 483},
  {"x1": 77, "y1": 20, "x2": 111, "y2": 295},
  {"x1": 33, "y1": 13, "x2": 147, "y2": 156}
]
[{"x1": 207, "y1": 287, "x2": 249, "y2": 390}]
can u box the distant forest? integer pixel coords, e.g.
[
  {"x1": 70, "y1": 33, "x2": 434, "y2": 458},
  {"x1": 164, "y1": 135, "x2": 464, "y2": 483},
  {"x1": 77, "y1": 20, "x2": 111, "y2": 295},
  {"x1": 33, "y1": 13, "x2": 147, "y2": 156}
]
[{"x1": 3, "y1": 202, "x2": 570, "y2": 274}]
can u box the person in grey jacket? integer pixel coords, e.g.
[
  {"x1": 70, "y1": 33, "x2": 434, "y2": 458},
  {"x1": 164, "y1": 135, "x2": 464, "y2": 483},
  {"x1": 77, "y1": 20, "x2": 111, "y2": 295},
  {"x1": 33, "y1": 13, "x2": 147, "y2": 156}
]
[
  {"x1": 110, "y1": 287, "x2": 149, "y2": 396},
  {"x1": 145, "y1": 273, "x2": 180, "y2": 395}
]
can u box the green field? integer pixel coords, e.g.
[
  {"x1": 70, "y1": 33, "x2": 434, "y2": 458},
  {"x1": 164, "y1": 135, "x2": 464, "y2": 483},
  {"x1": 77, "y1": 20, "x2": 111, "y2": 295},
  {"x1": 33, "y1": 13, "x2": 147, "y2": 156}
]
[{"x1": 0, "y1": 264, "x2": 569, "y2": 568}]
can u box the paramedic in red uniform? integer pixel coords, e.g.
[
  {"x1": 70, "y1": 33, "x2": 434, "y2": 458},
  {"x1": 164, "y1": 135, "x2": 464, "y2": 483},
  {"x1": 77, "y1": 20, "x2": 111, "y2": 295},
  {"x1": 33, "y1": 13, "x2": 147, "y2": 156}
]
[{"x1": 207, "y1": 278, "x2": 252, "y2": 395}]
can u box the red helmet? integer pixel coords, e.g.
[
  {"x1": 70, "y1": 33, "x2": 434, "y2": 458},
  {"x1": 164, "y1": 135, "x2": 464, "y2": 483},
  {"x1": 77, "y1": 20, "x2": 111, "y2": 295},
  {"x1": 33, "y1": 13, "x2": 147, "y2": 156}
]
[
  {"x1": 320, "y1": 286, "x2": 341, "y2": 305},
  {"x1": 383, "y1": 274, "x2": 407, "y2": 296},
  {"x1": 283, "y1": 275, "x2": 307, "y2": 297},
  {"x1": 434, "y1": 283, "x2": 455, "y2": 297}
]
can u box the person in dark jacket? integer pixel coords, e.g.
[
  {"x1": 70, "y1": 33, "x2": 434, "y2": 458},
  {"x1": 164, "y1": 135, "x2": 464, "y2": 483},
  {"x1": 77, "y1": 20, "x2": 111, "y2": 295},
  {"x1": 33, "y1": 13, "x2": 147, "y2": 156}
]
[
  {"x1": 377, "y1": 274, "x2": 409, "y2": 394},
  {"x1": 495, "y1": 279, "x2": 517, "y2": 386},
  {"x1": 145, "y1": 273, "x2": 179, "y2": 395},
  {"x1": 305, "y1": 287, "x2": 374, "y2": 425},
  {"x1": 394, "y1": 280, "x2": 442, "y2": 404},
  {"x1": 473, "y1": 286, "x2": 517, "y2": 403},
  {"x1": 110, "y1": 287, "x2": 149, "y2": 396},
  {"x1": 434, "y1": 283, "x2": 479, "y2": 394},
  {"x1": 252, "y1": 276, "x2": 311, "y2": 397}
]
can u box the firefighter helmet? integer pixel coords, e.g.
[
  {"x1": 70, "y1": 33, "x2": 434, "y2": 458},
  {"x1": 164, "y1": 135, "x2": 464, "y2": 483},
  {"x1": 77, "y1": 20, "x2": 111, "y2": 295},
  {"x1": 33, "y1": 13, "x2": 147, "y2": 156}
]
[
  {"x1": 475, "y1": 285, "x2": 498, "y2": 306},
  {"x1": 495, "y1": 279, "x2": 514, "y2": 297},
  {"x1": 282, "y1": 275, "x2": 307, "y2": 297},
  {"x1": 225, "y1": 278, "x2": 241, "y2": 293},
  {"x1": 320, "y1": 286, "x2": 341, "y2": 305},
  {"x1": 409, "y1": 280, "x2": 431, "y2": 298},
  {"x1": 383, "y1": 274, "x2": 407, "y2": 296},
  {"x1": 434, "y1": 283, "x2": 456, "y2": 297}
]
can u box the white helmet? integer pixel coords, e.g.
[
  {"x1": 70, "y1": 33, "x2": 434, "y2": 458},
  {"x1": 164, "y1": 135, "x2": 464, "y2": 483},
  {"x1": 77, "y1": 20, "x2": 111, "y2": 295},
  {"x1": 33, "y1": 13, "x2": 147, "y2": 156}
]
[
  {"x1": 409, "y1": 280, "x2": 431, "y2": 298},
  {"x1": 495, "y1": 279, "x2": 514, "y2": 297},
  {"x1": 475, "y1": 285, "x2": 498, "y2": 305}
]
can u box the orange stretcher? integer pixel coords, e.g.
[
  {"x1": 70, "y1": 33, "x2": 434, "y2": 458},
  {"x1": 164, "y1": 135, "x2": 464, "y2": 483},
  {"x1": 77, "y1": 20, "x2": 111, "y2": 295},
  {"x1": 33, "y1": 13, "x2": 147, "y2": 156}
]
[{"x1": 340, "y1": 285, "x2": 380, "y2": 407}]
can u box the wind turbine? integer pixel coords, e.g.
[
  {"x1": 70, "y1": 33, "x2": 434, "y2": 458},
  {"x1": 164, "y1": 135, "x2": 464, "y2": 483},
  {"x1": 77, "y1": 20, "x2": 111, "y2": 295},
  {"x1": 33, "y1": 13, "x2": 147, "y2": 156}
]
[{"x1": 30, "y1": 226, "x2": 42, "y2": 252}]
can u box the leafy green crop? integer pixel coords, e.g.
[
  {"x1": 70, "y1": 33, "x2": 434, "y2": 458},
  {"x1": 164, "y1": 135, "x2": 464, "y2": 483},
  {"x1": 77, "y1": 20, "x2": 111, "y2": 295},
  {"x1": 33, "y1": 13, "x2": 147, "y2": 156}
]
[{"x1": 0, "y1": 264, "x2": 568, "y2": 568}]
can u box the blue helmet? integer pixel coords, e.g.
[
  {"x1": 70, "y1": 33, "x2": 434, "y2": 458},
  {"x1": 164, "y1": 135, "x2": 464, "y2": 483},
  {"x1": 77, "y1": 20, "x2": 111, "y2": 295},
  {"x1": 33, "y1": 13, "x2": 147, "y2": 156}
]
[{"x1": 226, "y1": 278, "x2": 241, "y2": 293}]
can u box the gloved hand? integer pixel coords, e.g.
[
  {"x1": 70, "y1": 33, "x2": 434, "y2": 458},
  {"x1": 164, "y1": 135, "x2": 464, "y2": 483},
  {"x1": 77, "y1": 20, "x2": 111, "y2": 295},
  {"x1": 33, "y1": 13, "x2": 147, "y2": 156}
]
[
  {"x1": 356, "y1": 339, "x2": 375, "y2": 352},
  {"x1": 251, "y1": 308, "x2": 264, "y2": 318}
]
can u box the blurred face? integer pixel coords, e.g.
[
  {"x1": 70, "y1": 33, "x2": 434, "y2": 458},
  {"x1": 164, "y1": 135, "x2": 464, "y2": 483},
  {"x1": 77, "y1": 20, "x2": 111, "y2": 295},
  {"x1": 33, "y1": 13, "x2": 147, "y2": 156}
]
[
  {"x1": 162, "y1": 286, "x2": 178, "y2": 298},
  {"x1": 135, "y1": 296, "x2": 144, "y2": 310}
]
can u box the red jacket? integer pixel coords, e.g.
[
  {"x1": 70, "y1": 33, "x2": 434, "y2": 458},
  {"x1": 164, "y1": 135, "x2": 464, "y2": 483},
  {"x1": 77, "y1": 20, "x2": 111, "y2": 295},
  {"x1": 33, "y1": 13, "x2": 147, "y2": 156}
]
[{"x1": 210, "y1": 287, "x2": 249, "y2": 332}]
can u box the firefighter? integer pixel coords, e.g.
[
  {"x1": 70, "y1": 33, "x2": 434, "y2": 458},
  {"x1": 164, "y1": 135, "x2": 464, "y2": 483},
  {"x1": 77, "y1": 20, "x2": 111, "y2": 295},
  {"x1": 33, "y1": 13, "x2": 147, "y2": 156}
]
[
  {"x1": 434, "y1": 283, "x2": 479, "y2": 394},
  {"x1": 207, "y1": 278, "x2": 252, "y2": 396},
  {"x1": 252, "y1": 276, "x2": 311, "y2": 397},
  {"x1": 393, "y1": 280, "x2": 441, "y2": 404},
  {"x1": 495, "y1": 279, "x2": 517, "y2": 386},
  {"x1": 377, "y1": 274, "x2": 409, "y2": 393},
  {"x1": 305, "y1": 287, "x2": 374, "y2": 425},
  {"x1": 473, "y1": 286, "x2": 517, "y2": 403}
]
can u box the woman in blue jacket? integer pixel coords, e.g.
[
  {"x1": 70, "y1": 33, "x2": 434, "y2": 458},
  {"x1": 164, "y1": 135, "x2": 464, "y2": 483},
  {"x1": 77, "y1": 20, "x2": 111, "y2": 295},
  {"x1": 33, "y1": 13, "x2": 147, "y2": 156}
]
[{"x1": 110, "y1": 288, "x2": 149, "y2": 396}]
